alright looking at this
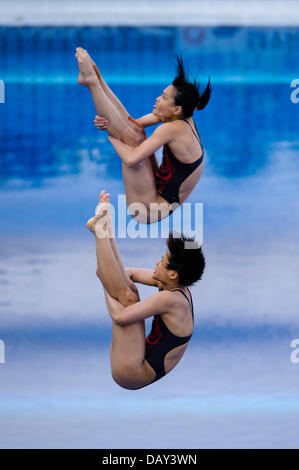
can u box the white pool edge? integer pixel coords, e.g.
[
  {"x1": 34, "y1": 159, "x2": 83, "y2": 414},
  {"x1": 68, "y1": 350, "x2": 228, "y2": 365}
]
[{"x1": 0, "y1": 0, "x2": 299, "y2": 26}]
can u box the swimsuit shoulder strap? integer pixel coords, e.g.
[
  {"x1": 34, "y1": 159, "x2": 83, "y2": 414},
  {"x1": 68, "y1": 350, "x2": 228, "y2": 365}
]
[
  {"x1": 186, "y1": 287, "x2": 194, "y2": 322},
  {"x1": 183, "y1": 118, "x2": 201, "y2": 145},
  {"x1": 172, "y1": 288, "x2": 194, "y2": 323},
  {"x1": 183, "y1": 119, "x2": 204, "y2": 160}
]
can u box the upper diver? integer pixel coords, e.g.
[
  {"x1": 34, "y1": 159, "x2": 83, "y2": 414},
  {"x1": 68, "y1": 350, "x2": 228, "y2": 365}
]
[{"x1": 76, "y1": 47, "x2": 211, "y2": 223}]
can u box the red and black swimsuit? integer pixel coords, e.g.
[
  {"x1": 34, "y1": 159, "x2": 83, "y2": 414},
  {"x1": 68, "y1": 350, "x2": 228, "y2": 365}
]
[
  {"x1": 155, "y1": 119, "x2": 204, "y2": 204},
  {"x1": 145, "y1": 288, "x2": 194, "y2": 383}
]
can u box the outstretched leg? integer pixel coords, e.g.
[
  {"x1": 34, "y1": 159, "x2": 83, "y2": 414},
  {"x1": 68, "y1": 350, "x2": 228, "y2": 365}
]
[
  {"x1": 76, "y1": 48, "x2": 171, "y2": 223},
  {"x1": 86, "y1": 192, "x2": 137, "y2": 306},
  {"x1": 92, "y1": 61, "x2": 131, "y2": 123},
  {"x1": 95, "y1": 190, "x2": 139, "y2": 300},
  {"x1": 76, "y1": 47, "x2": 144, "y2": 145},
  {"x1": 87, "y1": 191, "x2": 156, "y2": 389},
  {"x1": 92, "y1": 58, "x2": 161, "y2": 196},
  {"x1": 92, "y1": 60, "x2": 159, "y2": 172}
]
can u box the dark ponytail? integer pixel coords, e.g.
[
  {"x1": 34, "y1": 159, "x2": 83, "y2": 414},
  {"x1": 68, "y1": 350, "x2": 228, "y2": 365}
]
[
  {"x1": 172, "y1": 55, "x2": 212, "y2": 118},
  {"x1": 196, "y1": 78, "x2": 212, "y2": 110}
]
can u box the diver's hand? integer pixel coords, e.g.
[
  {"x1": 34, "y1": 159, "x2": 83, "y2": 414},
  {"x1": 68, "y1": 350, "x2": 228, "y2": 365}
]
[{"x1": 94, "y1": 115, "x2": 110, "y2": 130}]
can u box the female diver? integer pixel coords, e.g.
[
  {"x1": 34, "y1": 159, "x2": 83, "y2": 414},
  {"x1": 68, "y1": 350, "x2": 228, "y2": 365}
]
[
  {"x1": 76, "y1": 47, "x2": 211, "y2": 223},
  {"x1": 86, "y1": 190, "x2": 205, "y2": 390}
]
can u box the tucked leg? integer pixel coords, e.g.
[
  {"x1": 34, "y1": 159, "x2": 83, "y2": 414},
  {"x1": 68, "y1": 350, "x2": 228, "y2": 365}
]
[{"x1": 87, "y1": 191, "x2": 155, "y2": 389}]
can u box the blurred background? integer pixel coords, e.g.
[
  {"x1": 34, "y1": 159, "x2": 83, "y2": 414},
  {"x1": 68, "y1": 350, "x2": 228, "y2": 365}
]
[{"x1": 0, "y1": 0, "x2": 299, "y2": 449}]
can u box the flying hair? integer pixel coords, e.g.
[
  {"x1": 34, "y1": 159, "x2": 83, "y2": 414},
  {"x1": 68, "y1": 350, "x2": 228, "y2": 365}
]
[
  {"x1": 166, "y1": 232, "x2": 206, "y2": 287},
  {"x1": 172, "y1": 54, "x2": 212, "y2": 118}
]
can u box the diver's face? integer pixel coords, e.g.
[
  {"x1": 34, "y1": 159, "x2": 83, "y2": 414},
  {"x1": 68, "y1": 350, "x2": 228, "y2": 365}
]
[
  {"x1": 152, "y1": 251, "x2": 170, "y2": 284},
  {"x1": 153, "y1": 85, "x2": 181, "y2": 121}
]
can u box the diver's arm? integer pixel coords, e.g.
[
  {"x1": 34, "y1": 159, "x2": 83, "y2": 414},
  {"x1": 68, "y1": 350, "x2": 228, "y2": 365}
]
[
  {"x1": 94, "y1": 113, "x2": 160, "y2": 131},
  {"x1": 106, "y1": 290, "x2": 176, "y2": 326},
  {"x1": 108, "y1": 122, "x2": 174, "y2": 168},
  {"x1": 126, "y1": 268, "x2": 158, "y2": 287},
  {"x1": 135, "y1": 113, "x2": 161, "y2": 128}
]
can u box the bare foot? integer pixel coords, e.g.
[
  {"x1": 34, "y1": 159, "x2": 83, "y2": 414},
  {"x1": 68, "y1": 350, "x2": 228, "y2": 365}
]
[
  {"x1": 75, "y1": 47, "x2": 98, "y2": 87},
  {"x1": 95, "y1": 190, "x2": 110, "y2": 216},
  {"x1": 86, "y1": 190, "x2": 111, "y2": 237}
]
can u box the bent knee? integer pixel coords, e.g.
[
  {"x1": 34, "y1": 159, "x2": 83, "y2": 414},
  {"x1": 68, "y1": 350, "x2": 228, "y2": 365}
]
[
  {"x1": 126, "y1": 128, "x2": 145, "y2": 148},
  {"x1": 129, "y1": 282, "x2": 140, "y2": 301},
  {"x1": 111, "y1": 369, "x2": 146, "y2": 390},
  {"x1": 118, "y1": 287, "x2": 138, "y2": 307},
  {"x1": 111, "y1": 374, "x2": 138, "y2": 390}
]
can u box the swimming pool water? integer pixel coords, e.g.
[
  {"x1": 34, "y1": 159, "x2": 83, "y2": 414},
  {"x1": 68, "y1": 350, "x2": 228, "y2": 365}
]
[
  {"x1": 0, "y1": 26, "x2": 298, "y2": 188},
  {"x1": 0, "y1": 26, "x2": 299, "y2": 449}
]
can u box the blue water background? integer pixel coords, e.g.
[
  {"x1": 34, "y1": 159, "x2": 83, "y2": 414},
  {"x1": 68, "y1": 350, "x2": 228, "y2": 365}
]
[{"x1": 0, "y1": 26, "x2": 299, "y2": 448}]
